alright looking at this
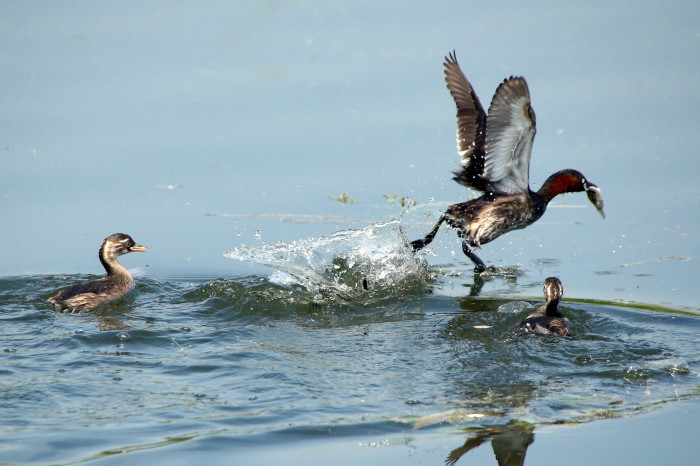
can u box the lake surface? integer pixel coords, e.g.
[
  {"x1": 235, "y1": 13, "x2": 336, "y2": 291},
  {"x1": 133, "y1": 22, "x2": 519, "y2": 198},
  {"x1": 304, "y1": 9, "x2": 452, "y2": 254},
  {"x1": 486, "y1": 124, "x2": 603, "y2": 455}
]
[{"x1": 1, "y1": 1, "x2": 699, "y2": 464}]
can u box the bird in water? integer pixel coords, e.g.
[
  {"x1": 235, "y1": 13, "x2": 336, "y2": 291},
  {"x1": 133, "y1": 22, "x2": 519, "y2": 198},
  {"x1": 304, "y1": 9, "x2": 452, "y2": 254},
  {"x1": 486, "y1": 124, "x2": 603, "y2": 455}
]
[
  {"x1": 517, "y1": 277, "x2": 570, "y2": 336},
  {"x1": 48, "y1": 233, "x2": 149, "y2": 313},
  {"x1": 411, "y1": 52, "x2": 605, "y2": 273}
]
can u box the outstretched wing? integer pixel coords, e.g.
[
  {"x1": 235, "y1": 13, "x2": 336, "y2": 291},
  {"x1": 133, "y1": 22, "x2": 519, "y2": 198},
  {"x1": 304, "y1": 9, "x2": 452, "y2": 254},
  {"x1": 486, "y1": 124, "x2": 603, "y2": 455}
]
[
  {"x1": 483, "y1": 77, "x2": 536, "y2": 194},
  {"x1": 444, "y1": 52, "x2": 489, "y2": 192}
]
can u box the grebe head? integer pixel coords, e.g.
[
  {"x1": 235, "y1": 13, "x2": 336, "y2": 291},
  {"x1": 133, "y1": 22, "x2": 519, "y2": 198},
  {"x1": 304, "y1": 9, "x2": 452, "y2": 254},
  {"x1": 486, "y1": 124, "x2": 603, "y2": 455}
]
[
  {"x1": 100, "y1": 233, "x2": 149, "y2": 258},
  {"x1": 542, "y1": 277, "x2": 563, "y2": 302},
  {"x1": 538, "y1": 169, "x2": 605, "y2": 218}
]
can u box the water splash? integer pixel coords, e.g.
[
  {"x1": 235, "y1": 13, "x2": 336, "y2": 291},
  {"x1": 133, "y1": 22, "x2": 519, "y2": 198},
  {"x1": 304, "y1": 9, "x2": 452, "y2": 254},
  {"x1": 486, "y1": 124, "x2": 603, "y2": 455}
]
[
  {"x1": 497, "y1": 301, "x2": 532, "y2": 314},
  {"x1": 224, "y1": 219, "x2": 430, "y2": 301}
]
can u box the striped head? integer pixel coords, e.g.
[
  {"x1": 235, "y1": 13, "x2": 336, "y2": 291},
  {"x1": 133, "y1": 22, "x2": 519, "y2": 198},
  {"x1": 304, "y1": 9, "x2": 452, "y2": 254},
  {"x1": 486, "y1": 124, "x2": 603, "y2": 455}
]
[
  {"x1": 542, "y1": 277, "x2": 564, "y2": 303},
  {"x1": 100, "y1": 233, "x2": 149, "y2": 259}
]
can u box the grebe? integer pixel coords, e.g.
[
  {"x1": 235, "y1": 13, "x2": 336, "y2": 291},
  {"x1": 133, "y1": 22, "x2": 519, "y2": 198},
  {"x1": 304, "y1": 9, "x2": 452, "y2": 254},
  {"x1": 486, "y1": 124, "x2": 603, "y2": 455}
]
[
  {"x1": 411, "y1": 52, "x2": 605, "y2": 272},
  {"x1": 48, "y1": 233, "x2": 149, "y2": 313},
  {"x1": 518, "y1": 277, "x2": 570, "y2": 336}
]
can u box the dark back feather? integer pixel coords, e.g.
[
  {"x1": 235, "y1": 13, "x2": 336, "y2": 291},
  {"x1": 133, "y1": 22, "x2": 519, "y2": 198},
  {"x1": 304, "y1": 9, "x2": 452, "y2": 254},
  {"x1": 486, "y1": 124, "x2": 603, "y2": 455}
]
[{"x1": 444, "y1": 51, "x2": 489, "y2": 192}]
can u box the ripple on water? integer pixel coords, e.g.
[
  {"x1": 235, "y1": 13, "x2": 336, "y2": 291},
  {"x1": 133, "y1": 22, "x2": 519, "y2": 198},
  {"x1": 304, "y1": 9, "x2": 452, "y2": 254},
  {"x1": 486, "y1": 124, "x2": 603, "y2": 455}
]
[
  {"x1": 1, "y1": 272, "x2": 700, "y2": 463},
  {"x1": 439, "y1": 299, "x2": 700, "y2": 423}
]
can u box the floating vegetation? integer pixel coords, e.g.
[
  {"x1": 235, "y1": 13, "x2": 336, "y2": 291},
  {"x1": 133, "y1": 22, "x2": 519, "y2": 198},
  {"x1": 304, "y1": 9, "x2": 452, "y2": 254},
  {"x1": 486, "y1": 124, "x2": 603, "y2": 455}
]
[
  {"x1": 206, "y1": 212, "x2": 359, "y2": 224},
  {"x1": 329, "y1": 192, "x2": 356, "y2": 204},
  {"x1": 384, "y1": 193, "x2": 416, "y2": 208}
]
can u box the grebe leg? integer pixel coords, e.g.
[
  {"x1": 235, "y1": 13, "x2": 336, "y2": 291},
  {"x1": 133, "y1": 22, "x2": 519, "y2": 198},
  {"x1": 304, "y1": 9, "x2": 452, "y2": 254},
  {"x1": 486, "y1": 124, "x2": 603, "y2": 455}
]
[
  {"x1": 410, "y1": 215, "x2": 446, "y2": 251},
  {"x1": 461, "y1": 240, "x2": 486, "y2": 273}
]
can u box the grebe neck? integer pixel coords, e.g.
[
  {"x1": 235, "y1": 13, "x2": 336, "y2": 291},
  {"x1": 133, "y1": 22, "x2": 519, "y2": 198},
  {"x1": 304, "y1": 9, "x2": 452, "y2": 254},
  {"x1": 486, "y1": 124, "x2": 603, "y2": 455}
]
[
  {"x1": 544, "y1": 298, "x2": 562, "y2": 317},
  {"x1": 537, "y1": 169, "x2": 588, "y2": 204},
  {"x1": 99, "y1": 244, "x2": 131, "y2": 277}
]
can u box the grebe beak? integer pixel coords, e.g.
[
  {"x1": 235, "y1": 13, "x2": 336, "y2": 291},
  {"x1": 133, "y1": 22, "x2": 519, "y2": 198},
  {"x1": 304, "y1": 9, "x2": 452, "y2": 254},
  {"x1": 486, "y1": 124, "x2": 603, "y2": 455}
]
[
  {"x1": 585, "y1": 184, "x2": 605, "y2": 219},
  {"x1": 130, "y1": 244, "x2": 149, "y2": 253}
]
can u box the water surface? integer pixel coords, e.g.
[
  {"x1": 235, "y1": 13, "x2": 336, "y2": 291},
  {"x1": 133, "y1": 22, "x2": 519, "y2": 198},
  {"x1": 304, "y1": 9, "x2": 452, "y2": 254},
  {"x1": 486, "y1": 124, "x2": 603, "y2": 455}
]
[
  {"x1": 1, "y1": 0, "x2": 699, "y2": 464},
  {"x1": 2, "y1": 222, "x2": 700, "y2": 464}
]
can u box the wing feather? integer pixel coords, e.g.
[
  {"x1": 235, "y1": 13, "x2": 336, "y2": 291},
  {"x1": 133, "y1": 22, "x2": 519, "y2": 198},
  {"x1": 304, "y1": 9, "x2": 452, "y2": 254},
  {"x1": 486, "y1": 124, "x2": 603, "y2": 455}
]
[
  {"x1": 444, "y1": 52, "x2": 489, "y2": 191},
  {"x1": 484, "y1": 77, "x2": 536, "y2": 194}
]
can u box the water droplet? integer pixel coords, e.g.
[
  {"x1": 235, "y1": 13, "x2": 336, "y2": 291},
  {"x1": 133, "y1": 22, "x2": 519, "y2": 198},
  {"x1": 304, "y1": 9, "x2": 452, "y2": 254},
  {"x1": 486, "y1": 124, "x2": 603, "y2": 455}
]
[
  {"x1": 625, "y1": 363, "x2": 641, "y2": 373},
  {"x1": 116, "y1": 332, "x2": 130, "y2": 341},
  {"x1": 574, "y1": 356, "x2": 592, "y2": 365},
  {"x1": 664, "y1": 358, "x2": 690, "y2": 375},
  {"x1": 498, "y1": 301, "x2": 532, "y2": 314},
  {"x1": 624, "y1": 363, "x2": 647, "y2": 378},
  {"x1": 647, "y1": 357, "x2": 690, "y2": 375}
]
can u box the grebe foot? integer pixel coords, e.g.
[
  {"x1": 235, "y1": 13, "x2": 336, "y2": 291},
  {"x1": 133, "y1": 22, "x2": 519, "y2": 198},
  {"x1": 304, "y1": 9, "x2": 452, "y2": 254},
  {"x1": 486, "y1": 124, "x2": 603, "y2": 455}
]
[
  {"x1": 410, "y1": 214, "x2": 446, "y2": 251},
  {"x1": 410, "y1": 239, "x2": 428, "y2": 251},
  {"x1": 461, "y1": 240, "x2": 487, "y2": 273}
]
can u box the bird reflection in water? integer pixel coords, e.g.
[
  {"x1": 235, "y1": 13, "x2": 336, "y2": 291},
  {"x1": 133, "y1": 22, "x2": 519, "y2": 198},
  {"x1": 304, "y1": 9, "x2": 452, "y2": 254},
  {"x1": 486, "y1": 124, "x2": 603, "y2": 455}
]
[{"x1": 445, "y1": 420, "x2": 535, "y2": 466}]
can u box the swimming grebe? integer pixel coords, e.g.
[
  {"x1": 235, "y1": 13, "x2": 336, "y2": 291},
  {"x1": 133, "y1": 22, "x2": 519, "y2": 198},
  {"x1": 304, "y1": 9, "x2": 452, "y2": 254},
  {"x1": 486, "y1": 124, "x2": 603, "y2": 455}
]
[
  {"x1": 411, "y1": 52, "x2": 605, "y2": 272},
  {"x1": 518, "y1": 277, "x2": 570, "y2": 336},
  {"x1": 48, "y1": 233, "x2": 149, "y2": 313}
]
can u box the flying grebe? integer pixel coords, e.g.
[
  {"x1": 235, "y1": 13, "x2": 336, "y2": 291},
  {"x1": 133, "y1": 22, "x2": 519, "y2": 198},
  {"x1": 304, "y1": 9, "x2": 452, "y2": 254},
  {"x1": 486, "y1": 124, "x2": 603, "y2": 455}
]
[
  {"x1": 411, "y1": 52, "x2": 605, "y2": 272},
  {"x1": 518, "y1": 277, "x2": 570, "y2": 336},
  {"x1": 48, "y1": 233, "x2": 149, "y2": 313}
]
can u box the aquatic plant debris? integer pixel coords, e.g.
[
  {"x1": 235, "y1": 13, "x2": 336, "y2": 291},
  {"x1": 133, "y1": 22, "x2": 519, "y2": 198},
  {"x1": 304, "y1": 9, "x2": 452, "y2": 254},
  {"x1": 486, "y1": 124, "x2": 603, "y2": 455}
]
[
  {"x1": 384, "y1": 193, "x2": 417, "y2": 208},
  {"x1": 224, "y1": 219, "x2": 430, "y2": 301},
  {"x1": 205, "y1": 212, "x2": 360, "y2": 224},
  {"x1": 329, "y1": 192, "x2": 356, "y2": 204}
]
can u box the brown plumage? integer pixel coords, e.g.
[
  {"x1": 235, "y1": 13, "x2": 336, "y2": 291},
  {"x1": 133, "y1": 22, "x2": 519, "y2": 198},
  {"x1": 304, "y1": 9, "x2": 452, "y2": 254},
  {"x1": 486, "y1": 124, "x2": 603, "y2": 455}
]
[
  {"x1": 518, "y1": 277, "x2": 570, "y2": 336},
  {"x1": 48, "y1": 233, "x2": 149, "y2": 313},
  {"x1": 411, "y1": 52, "x2": 604, "y2": 272}
]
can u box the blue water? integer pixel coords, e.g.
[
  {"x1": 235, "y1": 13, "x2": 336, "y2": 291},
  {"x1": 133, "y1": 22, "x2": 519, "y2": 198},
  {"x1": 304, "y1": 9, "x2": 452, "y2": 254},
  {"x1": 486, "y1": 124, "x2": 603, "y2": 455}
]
[
  {"x1": 2, "y1": 260, "x2": 700, "y2": 464},
  {"x1": 2, "y1": 0, "x2": 700, "y2": 464}
]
